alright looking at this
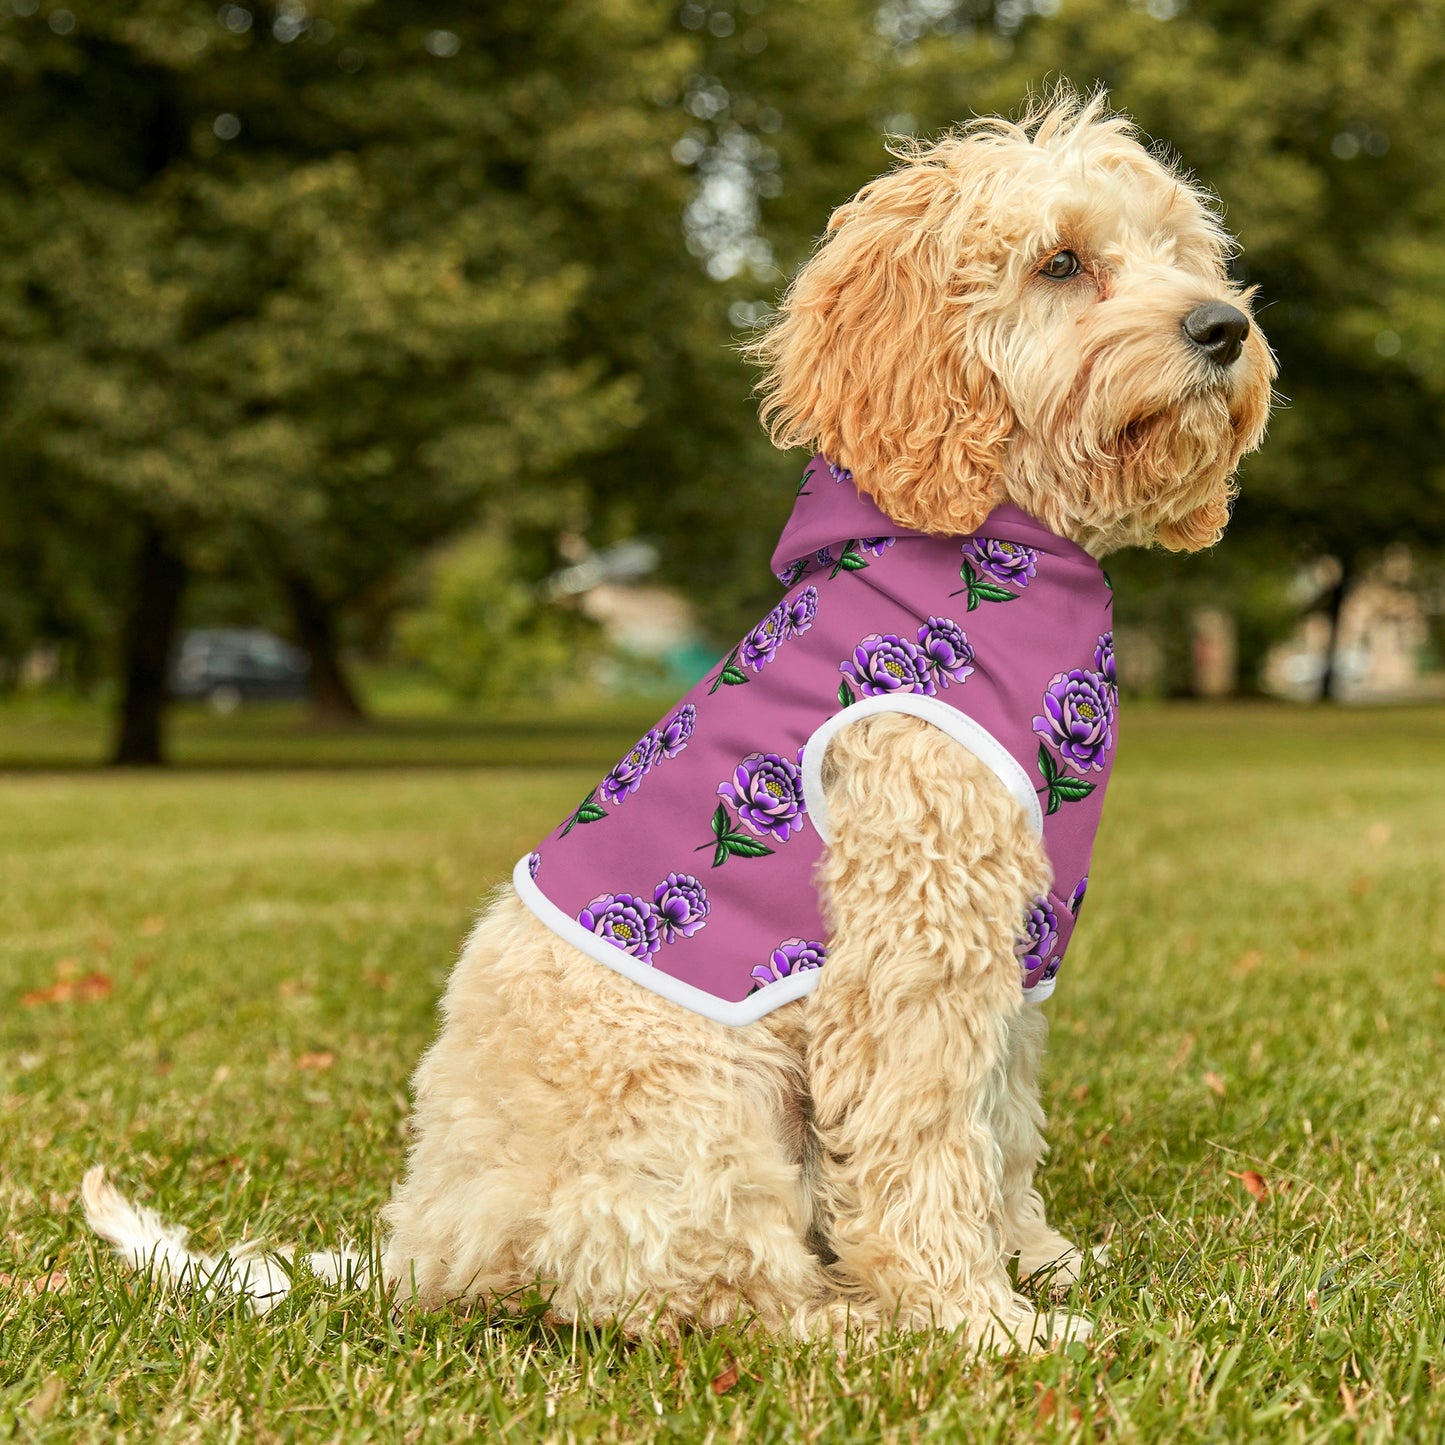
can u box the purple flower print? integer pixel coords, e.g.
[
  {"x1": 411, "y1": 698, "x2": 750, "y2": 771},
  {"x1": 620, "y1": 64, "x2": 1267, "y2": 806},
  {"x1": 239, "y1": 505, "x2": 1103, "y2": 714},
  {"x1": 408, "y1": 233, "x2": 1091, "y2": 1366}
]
[
  {"x1": 711, "y1": 589, "x2": 816, "y2": 695},
  {"x1": 752, "y1": 937, "x2": 828, "y2": 987},
  {"x1": 969, "y1": 537, "x2": 1038, "y2": 588},
  {"x1": 1032, "y1": 669, "x2": 1115, "y2": 773},
  {"x1": 718, "y1": 750, "x2": 807, "y2": 843},
  {"x1": 1069, "y1": 875, "x2": 1088, "y2": 915},
  {"x1": 600, "y1": 729, "x2": 663, "y2": 805},
  {"x1": 740, "y1": 604, "x2": 789, "y2": 672},
  {"x1": 857, "y1": 536, "x2": 895, "y2": 558},
  {"x1": 658, "y1": 703, "x2": 696, "y2": 760},
  {"x1": 1017, "y1": 897, "x2": 1059, "y2": 976},
  {"x1": 815, "y1": 547, "x2": 834, "y2": 567},
  {"x1": 578, "y1": 892, "x2": 661, "y2": 961},
  {"x1": 527, "y1": 851, "x2": 541, "y2": 880},
  {"x1": 775, "y1": 558, "x2": 807, "y2": 588},
  {"x1": 827, "y1": 461, "x2": 853, "y2": 484},
  {"x1": 784, "y1": 586, "x2": 819, "y2": 639},
  {"x1": 839, "y1": 633, "x2": 935, "y2": 698},
  {"x1": 1094, "y1": 631, "x2": 1117, "y2": 691},
  {"x1": 916, "y1": 616, "x2": 975, "y2": 689},
  {"x1": 652, "y1": 872, "x2": 710, "y2": 942}
]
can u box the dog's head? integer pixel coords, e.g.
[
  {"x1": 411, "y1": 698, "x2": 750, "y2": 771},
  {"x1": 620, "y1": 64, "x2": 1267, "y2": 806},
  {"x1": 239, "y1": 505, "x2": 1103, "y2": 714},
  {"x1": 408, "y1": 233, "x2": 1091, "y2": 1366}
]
[{"x1": 750, "y1": 89, "x2": 1275, "y2": 554}]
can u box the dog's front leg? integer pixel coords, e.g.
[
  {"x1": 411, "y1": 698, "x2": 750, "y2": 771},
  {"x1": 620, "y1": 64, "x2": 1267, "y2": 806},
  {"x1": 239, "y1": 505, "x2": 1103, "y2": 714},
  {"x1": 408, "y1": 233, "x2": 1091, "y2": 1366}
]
[
  {"x1": 994, "y1": 1005, "x2": 1097, "y2": 1290},
  {"x1": 806, "y1": 712, "x2": 1088, "y2": 1349}
]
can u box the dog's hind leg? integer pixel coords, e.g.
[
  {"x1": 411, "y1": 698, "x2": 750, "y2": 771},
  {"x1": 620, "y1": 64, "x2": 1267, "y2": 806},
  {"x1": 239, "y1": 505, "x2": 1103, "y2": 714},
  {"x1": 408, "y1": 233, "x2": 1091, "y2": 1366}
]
[
  {"x1": 993, "y1": 1005, "x2": 1095, "y2": 1291},
  {"x1": 382, "y1": 892, "x2": 833, "y2": 1338},
  {"x1": 805, "y1": 713, "x2": 1090, "y2": 1350}
]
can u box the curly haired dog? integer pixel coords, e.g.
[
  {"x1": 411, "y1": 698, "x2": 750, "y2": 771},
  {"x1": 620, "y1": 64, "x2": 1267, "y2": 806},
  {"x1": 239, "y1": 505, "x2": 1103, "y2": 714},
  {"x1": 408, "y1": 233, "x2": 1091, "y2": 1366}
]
[{"x1": 85, "y1": 90, "x2": 1273, "y2": 1350}]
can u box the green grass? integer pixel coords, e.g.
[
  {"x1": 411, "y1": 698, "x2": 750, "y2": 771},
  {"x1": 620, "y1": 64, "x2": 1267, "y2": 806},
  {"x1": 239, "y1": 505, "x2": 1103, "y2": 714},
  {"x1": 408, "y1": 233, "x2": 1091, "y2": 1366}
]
[
  {"x1": 2, "y1": 701, "x2": 1443, "y2": 1442},
  {"x1": 0, "y1": 684, "x2": 674, "y2": 771}
]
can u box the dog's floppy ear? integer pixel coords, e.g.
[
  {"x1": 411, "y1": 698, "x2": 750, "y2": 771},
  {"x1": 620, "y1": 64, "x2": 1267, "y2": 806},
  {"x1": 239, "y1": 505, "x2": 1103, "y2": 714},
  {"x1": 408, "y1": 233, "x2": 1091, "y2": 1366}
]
[{"x1": 749, "y1": 146, "x2": 1012, "y2": 535}]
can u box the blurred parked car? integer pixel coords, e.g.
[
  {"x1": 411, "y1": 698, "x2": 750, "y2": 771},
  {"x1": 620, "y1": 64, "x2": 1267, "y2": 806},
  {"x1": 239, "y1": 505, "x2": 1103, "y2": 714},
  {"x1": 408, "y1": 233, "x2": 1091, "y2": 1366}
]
[{"x1": 169, "y1": 629, "x2": 310, "y2": 712}]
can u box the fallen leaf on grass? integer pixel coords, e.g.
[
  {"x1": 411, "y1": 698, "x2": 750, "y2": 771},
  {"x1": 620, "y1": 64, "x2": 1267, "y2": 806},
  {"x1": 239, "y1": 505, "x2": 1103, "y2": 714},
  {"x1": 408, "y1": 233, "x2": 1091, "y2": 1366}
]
[
  {"x1": 21, "y1": 973, "x2": 113, "y2": 1007},
  {"x1": 137, "y1": 915, "x2": 167, "y2": 937},
  {"x1": 1348, "y1": 876, "x2": 1372, "y2": 899},
  {"x1": 296, "y1": 1051, "x2": 335, "y2": 1072},
  {"x1": 1167, "y1": 1034, "x2": 1196, "y2": 1073},
  {"x1": 1034, "y1": 1386, "x2": 1058, "y2": 1426},
  {"x1": 1203, "y1": 1071, "x2": 1227, "y2": 1098},
  {"x1": 1232, "y1": 950, "x2": 1263, "y2": 977},
  {"x1": 27, "y1": 1375, "x2": 64, "y2": 1423},
  {"x1": 0, "y1": 1268, "x2": 69, "y2": 1298},
  {"x1": 361, "y1": 969, "x2": 394, "y2": 992},
  {"x1": 1228, "y1": 1169, "x2": 1269, "y2": 1201},
  {"x1": 710, "y1": 1358, "x2": 739, "y2": 1395},
  {"x1": 1433, "y1": 973, "x2": 1445, "y2": 990},
  {"x1": 1070, "y1": 1084, "x2": 1089, "y2": 1103}
]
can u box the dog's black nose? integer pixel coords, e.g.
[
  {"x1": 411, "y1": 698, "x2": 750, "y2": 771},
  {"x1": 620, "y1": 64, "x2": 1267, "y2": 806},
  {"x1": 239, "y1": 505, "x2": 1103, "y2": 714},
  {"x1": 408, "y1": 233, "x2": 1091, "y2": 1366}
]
[{"x1": 1182, "y1": 302, "x2": 1250, "y2": 367}]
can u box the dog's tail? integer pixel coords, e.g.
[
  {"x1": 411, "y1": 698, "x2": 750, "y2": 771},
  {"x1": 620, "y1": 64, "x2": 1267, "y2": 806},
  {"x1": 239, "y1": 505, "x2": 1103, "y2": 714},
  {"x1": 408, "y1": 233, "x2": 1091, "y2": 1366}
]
[{"x1": 81, "y1": 1165, "x2": 368, "y2": 1315}]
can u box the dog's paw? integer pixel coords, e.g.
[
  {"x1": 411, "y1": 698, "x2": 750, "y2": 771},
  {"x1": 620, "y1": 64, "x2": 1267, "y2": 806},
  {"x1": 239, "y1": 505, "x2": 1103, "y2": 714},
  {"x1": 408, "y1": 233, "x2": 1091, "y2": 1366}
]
[
  {"x1": 1018, "y1": 1239, "x2": 1110, "y2": 1294},
  {"x1": 970, "y1": 1296, "x2": 1093, "y2": 1353}
]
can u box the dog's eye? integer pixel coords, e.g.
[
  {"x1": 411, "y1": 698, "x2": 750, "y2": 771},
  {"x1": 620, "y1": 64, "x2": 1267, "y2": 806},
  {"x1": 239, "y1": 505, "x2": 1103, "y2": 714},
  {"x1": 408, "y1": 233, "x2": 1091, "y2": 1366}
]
[{"x1": 1040, "y1": 250, "x2": 1081, "y2": 280}]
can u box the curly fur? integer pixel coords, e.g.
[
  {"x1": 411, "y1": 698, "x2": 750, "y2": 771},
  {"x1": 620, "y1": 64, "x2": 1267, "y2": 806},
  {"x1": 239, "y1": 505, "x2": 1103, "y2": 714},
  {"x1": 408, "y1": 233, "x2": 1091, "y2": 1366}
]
[
  {"x1": 748, "y1": 90, "x2": 1273, "y2": 552},
  {"x1": 85, "y1": 87, "x2": 1272, "y2": 1353}
]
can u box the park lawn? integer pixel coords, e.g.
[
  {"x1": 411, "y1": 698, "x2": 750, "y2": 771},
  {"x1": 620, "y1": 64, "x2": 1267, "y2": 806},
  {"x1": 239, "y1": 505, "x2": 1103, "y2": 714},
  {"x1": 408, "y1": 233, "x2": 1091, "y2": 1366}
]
[{"x1": 1, "y1": 702, "x2": 1442, "y2": 1443}]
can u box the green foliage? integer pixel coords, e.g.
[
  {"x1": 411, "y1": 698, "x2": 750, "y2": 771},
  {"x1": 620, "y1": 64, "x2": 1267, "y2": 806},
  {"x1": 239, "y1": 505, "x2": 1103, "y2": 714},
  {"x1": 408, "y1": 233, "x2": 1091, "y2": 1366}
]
[
  {"x1": 396, "y1": 531, "x2": 597, "y2": 705},
  {"x1": 4, "y1": 0, "x2": 1445, "y2": 702},
  {"x1": 0, "y1": 0, "x2": 696, "y2": 666}
]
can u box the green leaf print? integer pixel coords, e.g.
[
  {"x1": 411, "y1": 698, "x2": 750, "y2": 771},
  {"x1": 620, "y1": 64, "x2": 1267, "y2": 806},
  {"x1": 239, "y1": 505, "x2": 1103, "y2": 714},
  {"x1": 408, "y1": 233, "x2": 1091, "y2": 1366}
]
[
  {"x1": 1036, "y1": 743, "x2": 1096, "y2": 815},
  {"x1": 697, "y1": 801, "x2": 776, "y2": 868},
  {"x1": 560, "y1": 788, "x2": 607, "y2": 836},
  {"x1": 828, "y1": 542, "x2": 869, "y2": 579},
  {"x1": 951, "y1": 558, "x2": 1019, "y2": 611},
  {"x1": 707, "y1": 646, "x2": 750, "y2": 695}
]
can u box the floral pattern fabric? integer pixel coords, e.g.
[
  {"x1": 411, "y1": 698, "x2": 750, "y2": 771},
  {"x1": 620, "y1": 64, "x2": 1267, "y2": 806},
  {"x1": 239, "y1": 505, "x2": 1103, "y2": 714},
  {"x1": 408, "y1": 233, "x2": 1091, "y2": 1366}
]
[
  {"x1": 970, "y1": 537, "x2": 1038, "y2": 588},
  {"x1": 519, "y1": 453, "x2": 1116, "y2": 1021},
  {"x1": 1033, "y1": 668, "x2": 1115, "y2": 773},
  {"x1": 718, "y1": 749, "x2": 808, "y2": 844},
  {"x1": 752, "y1": 937, "x2": 828, "y2": 990},
  {"x1": 578, "y1": 872, "x2": 712, "y2": 962}
]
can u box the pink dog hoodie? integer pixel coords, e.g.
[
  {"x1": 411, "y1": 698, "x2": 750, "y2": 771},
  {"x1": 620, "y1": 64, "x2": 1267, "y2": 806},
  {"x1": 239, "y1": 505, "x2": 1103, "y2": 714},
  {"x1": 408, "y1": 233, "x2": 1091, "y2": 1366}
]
[{"x1": 513, "y1": 454, "x2": 1118, "y2": 1026}]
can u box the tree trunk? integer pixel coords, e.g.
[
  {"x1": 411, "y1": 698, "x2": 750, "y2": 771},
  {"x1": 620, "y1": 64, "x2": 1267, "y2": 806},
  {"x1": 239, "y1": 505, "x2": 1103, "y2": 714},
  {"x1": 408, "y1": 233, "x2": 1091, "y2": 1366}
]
[
  {"x1": 111, "y1": 521, "x2": 187, "y2": 766},
  {"x1": 1317, "y1": 555, "x2": 1355, "y2": 703},
  {"x1": 283, "y1": 572, "x2": 366, "y2": 724}
]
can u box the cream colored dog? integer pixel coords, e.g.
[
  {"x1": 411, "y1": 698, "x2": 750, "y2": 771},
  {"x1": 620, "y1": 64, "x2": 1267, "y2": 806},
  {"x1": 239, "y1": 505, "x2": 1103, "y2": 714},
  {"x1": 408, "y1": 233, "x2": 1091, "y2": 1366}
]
[{"x1": 85, "y1": 91, "x2": 1273, "y2": 1350}]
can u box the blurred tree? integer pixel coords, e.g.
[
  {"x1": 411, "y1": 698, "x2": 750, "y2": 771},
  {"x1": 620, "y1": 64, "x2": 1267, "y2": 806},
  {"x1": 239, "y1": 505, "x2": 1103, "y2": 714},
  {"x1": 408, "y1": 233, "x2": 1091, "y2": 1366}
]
[
  {"x1": 396, "y1": 527, "x2": 597, "y2": 705},
  {"x1": 553, "y1": 0, "x2": 889, "y2": 638},
  {"x1": 7, "y1": 0, "x2": 1445, "y2": 744},
  {"x1": 0, "y1": 0, "x2": 685, "y2": 758}
]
